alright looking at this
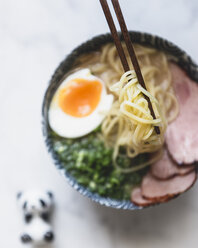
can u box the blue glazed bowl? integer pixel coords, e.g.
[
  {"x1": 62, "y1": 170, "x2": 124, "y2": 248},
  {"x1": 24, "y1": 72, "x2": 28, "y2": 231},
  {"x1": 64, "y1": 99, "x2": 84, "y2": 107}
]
[{"x1": 42, "y1": 32, "x2": 198, "y2": 210}]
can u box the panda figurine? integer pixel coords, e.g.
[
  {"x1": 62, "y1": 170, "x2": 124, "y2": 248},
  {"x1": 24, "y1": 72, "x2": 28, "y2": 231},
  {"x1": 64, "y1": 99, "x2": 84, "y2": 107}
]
[{"x1": 17, "y1": 190, "x2": 54, "y2": 244}]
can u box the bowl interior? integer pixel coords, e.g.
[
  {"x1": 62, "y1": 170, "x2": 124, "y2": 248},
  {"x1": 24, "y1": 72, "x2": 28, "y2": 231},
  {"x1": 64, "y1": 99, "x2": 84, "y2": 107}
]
[{"x1": 42, "y1": 31, "x2": 198, "y2": 210}]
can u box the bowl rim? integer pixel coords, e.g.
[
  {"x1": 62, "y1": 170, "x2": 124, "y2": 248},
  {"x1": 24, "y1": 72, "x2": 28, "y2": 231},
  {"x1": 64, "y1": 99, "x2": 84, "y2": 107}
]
[{"x1": 42, "y1": 31, "x2": 198, "y2": 210}]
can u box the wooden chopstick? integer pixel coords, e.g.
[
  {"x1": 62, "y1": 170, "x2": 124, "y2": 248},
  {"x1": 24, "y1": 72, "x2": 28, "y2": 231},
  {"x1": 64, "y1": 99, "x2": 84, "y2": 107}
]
[
  {"x1": 99, "y1": 0, "x2": 129, "y2": 72},
  {"x1": 99, "y1": 0, "x2": 160, "y2": 135},
  {"x1": 111, "y1": 0, "x2": 160, "y2": 134}
]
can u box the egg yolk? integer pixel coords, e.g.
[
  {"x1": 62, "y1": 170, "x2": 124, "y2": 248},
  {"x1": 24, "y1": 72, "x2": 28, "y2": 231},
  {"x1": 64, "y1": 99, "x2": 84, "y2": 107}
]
[{"x1": 58, "y1": 78, "x2": 102, "y2": 117}]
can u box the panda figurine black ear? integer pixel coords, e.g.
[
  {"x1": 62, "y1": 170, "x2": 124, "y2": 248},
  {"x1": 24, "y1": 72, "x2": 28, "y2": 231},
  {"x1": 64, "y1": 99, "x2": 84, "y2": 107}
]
[
  {"x1": 47, "y1": 191, "x2": 53, "y2": 199},
  {"x1": 17, "y1": 191, "x2": 23, "y2": 199}
]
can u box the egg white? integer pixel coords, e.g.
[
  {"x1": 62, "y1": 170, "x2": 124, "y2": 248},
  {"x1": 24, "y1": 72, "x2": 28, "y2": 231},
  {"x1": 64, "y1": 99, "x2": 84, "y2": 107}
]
[{"x1": 48, "y1": 69, "x2": 113, "y2": 138}]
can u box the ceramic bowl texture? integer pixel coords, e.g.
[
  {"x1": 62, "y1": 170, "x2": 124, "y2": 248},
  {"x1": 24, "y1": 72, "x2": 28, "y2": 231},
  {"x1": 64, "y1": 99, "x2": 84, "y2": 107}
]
[{"x1": 42, "y1": 32, "x2": 198, "y2": 210}]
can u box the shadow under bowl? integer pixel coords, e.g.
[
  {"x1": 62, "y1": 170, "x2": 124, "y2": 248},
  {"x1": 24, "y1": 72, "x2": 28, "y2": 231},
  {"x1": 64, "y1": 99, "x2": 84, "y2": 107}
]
[{"x1": 42, "y1": 31, "x2": 198, "y2": 210}]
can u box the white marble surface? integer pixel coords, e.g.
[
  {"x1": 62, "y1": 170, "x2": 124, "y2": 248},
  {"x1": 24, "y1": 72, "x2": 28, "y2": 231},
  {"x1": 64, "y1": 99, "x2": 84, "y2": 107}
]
[{"x1": 1, "y1": 0, "x2": 198, "y2": 247}]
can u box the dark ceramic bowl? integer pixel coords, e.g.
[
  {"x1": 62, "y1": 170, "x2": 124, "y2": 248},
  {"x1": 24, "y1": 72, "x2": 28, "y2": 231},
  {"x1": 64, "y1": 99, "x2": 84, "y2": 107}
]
[{"x1": 42, "y1": 32, "x2": 198, "y2": 210}]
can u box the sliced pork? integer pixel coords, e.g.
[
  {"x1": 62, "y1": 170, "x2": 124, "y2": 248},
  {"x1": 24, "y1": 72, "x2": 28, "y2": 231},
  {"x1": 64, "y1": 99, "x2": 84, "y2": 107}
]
[
  {"x1": 151, "y1": 149, "x2": 195, "y2": 179},
  {"x1": 141, "y1": 171, "x2": 196, "y2": 202},
  {"x1": 166, "y1": 64, "x2": 198, "y2": 164},
  {"x1": 131, "y1": 187, "x2": 154, "y2": 207}
]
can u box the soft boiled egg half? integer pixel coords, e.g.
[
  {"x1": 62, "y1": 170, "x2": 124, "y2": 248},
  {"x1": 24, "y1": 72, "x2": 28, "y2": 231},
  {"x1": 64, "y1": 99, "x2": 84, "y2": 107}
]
[{"x1": 48, "y1": 69, "x2": 113, "y2": 138}]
